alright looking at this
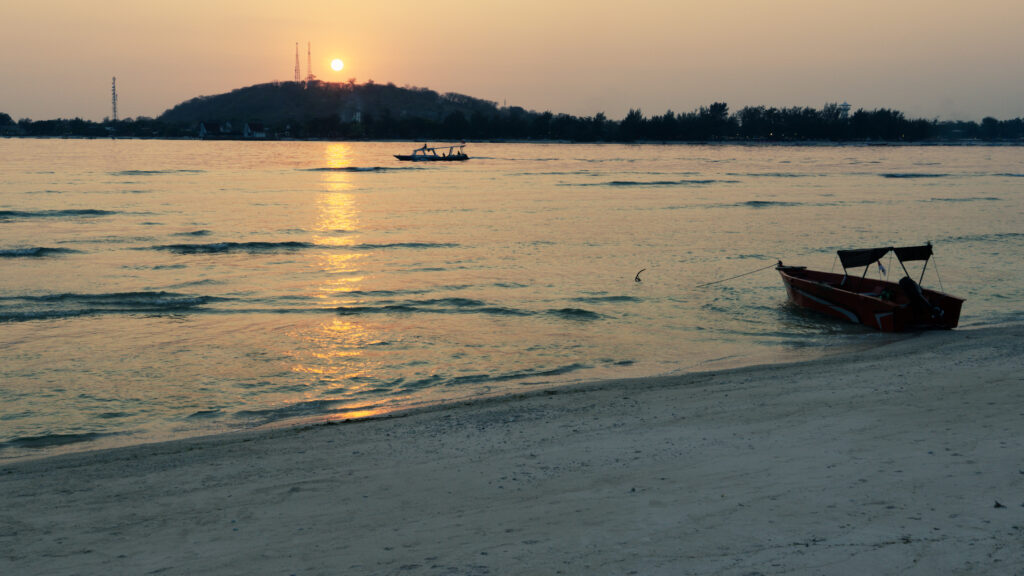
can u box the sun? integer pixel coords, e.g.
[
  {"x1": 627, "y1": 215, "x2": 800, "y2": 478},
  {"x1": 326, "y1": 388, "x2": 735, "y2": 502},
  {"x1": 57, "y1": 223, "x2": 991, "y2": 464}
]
[{"x1": 330, "y1": 58, "x2": 344, "y2": 71}]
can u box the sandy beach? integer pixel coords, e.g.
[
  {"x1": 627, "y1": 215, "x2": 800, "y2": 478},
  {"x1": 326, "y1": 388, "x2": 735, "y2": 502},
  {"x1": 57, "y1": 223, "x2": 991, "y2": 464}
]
[{"x1": 2, "y1": 325, "x2": 1022, "y2": 575}]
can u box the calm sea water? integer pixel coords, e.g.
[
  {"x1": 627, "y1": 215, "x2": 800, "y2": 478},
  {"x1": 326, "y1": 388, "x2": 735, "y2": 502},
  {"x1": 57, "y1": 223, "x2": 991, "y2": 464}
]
[{"x1": 2, "y1": 139, "x2": 1022, "y2": 460}]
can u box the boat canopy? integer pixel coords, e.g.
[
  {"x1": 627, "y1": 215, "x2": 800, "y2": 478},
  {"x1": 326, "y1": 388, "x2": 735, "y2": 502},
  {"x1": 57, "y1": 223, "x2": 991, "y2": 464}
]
[
  {"x1": 893, "y1": 244, "x2": 933, "y2": 262},
  {"x1": 838, "y1": 247, "x2": 892, "y2": 269},
  {"x1": 838, "y1": 243, "x2": 933, "y2": 270},
  {"x1": 412, "y1": 144, "x2": 465, "y2": 154}
]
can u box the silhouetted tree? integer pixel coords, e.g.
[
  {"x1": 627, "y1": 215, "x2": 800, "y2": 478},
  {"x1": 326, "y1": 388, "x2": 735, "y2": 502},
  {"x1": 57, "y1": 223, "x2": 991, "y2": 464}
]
[
  {"x1": 530, "y1": 111, "x2": 553, "y2": 139},
  {"x1": 617, "y1": 108, "x2": 645, "y2": 141}
]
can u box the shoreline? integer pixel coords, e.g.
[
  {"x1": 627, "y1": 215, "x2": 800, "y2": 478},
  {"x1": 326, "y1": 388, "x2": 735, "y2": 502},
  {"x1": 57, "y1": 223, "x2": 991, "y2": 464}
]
[
  {"x1": 0, "y1": 325, "x2": 878, "y2": 465},
  {"x1": 7, "y1": 135, "x2": 1024, "y2": 146},
  {"x1": 3, "y1": 324, "x2": 1023, "y2": 574}
]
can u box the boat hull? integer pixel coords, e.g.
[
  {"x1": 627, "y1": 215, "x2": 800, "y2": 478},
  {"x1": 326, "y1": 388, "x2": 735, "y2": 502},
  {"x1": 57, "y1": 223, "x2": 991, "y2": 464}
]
[{"x1": 777, "y1": 265, "x2": 963, "y2": 332}]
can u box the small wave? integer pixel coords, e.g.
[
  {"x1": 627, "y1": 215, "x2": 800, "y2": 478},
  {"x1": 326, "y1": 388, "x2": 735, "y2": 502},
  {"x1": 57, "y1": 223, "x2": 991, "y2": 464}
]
[
  {"x1": 729, "y1": 172, "x2": 819, "y2": 178},
  {"x1": 571, "y1": 295, "x2": 641, "y2": 304},
  {"x1": 336, "y1": 304, "x2": 418, "y2": 315},
  {"x1": 607, "y1": 179, "x2": 722, "y2": 187},
  {"x1": 234, "y1": 399, "x2": 354, "y2": 422},
  {"x1": 737, "y1": 200, "x2": 804, "y2": 208},
  {"x1": 399, "y1": 362, "x2": 593, "y2": 391},
  {"x1": 571, "y1": 179, "x2": 732, "y2": 187},
  {"x1": 336, "y1": 298, "x2": 532, "y2": 317},
  {"x1": 881, "y1": 173, "x2": 949, "y2": 179},
  {"x1": 152, "y1": 241, "x2": 314, "y2": 254},
  {"x1": 98, "y1": 412, "x2": 132, "y2": 419},
  {"x1": 151, "y1": 241, "x2": 456, "y2": 254},
  {"x1": 444, "y1": 362, "x2": 592, "y2": 387},
  {"x1": 510, "y1": 170, "x2": 598, "y2": 176},
  {"x1": 577, "y1": 157, "x2": 638, "y2": 164},
  {"x1": 343, "y1": 288, "x2": 435, "y2": 297},
  {"x1": 0, "y1": 291, "x2": 220, "y2": 322},
  {"x1": 547, "y1": 308, "x2": 603, "y2": 320},
  {"x1": 173, "y1": 229, "x2": 213, "y2": 237},
  {"x1": 995, "y1": 173, "x2": 1024, "y2": 178},
  {"x1": 940, "y1": 232, "x2": 1024, "y2": 243},
  {"x1": 926, "y1": 196, "x2": 1001, "y2": 203},
  {"x1": 0, "y1": 209, "x2": 116, "y2": 221},
  {"x1": 0, "y1": 247, "x2": 79, "y2": 258},
  {"x1": 0, "y1": 431, "x2": 118, "y2": 450},
  {"x1": 111, "y1": 169, "x2": 204, "y2": 176},
  {"x1": 418, "y1": 297, "x2": 487, "y2": 308},
  {"x1": 3, "y1": 291, "x2": 216, "y2": 305},
  {"x1": 351, "y1": 242, "x2": 459, "y2": 250},
  {"x1": 302, "y1": 166, "x2": 416, "y2": 172},
  {"x1": 187, "y1": 409, "x2": 223, "y2": 419},
  {"x1": 333, "y1": 298, "x2": 602, "y2": 319},
  {"x1": 0, "y1": 309, "x2": 90, "y2": 322}
]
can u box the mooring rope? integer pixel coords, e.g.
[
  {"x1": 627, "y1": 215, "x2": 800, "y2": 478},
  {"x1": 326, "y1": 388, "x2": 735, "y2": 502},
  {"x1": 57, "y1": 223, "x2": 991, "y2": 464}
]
[
  {"x1": 932, "y1": 256, "x2": 945, "y2": 292},
  {"x1": 695, "y1": 261, "x2": 779, "y2": 288}
]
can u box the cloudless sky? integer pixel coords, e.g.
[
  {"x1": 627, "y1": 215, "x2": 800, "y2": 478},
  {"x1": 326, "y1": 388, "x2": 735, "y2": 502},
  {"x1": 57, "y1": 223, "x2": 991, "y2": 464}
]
[{"x1": 3, "y1": 0, "x2": 1022, "y2": 122}]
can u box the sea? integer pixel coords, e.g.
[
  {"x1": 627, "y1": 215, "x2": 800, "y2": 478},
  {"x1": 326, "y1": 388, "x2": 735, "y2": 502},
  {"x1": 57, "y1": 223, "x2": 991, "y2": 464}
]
[{"x1": 2, "y1": 139, "x2": 1022, "y2": 461}]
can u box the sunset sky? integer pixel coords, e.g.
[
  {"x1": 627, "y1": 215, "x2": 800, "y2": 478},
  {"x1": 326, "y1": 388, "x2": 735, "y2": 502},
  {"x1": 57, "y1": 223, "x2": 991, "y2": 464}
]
[{"x1": 3, "y1": 0, "x2": 1022, "y2": 122}]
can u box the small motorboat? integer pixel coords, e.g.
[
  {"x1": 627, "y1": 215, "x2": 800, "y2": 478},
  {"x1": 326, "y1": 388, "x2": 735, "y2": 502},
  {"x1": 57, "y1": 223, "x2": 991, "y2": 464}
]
[
  {"x1": 395, "y1": 143, "x2": 469, "y2": 162},
  {"x1": 776, "y1": 243, "x2": 964, "y2": 332}
]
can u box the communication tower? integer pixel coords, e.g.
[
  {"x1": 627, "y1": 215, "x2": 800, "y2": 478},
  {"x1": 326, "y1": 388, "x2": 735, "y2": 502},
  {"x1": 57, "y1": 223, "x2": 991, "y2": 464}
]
[
  {"x1": 294, "y1": 43, "x2": 301, "y2": 83},
  {"x1": 111, "y1": 77, "x2": 118, "y2": 122},
  {"x1": 306, "y1": 42, "x2": 313, "y2": 84}
]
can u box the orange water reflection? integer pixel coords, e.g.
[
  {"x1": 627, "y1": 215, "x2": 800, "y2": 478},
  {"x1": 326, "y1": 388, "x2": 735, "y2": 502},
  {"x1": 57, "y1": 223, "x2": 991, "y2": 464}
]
[
  {"x1": 314, "y1": 143, "x2": 363, "y2": 286},
  {"x1": 285, "y1": 143, "x2": 401, "y2": 420},
  {"x1": 324, "y1": 406, "x2": 391, "y2": 422}
]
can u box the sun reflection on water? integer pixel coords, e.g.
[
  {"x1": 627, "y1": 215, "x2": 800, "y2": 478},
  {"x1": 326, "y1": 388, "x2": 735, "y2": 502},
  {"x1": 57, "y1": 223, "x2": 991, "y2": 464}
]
[
  {"x1": 324, "y1": 406, "x2": 392, "y2": 422},
  {"x1": 314, "y1": 143, "x2": 363, "y2": 287},
  {"x1": 285, "y1": 143, "x2": 397, "y2": 421}
]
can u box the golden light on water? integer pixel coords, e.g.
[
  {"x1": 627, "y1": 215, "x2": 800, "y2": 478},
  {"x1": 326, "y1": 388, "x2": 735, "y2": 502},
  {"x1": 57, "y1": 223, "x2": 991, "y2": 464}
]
[
  {"x1": 314, "y1": 143, "x2": 365, "y2": 296},
  {"x1": 315, "y1": 143, "x2": 360, "y2": 247},
  {"x1": 320, "y1": 142, "x2": 355, "y2": 190},
  {"x1": 326, "y1": 406, "x2": 391, "y2": 422},
  {"x1": 284, "y1": 142, "x2": 388, "y2": 422}
]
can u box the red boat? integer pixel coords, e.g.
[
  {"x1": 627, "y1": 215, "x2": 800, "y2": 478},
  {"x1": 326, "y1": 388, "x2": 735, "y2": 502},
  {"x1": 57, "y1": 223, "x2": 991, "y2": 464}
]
[{"x1": 776, "y1": 244, "x2": 964, "y2": 332}]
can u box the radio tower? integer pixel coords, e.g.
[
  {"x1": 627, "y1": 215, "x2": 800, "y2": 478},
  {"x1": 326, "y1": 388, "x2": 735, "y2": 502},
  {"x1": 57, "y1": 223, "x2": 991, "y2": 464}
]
[
  {"x1": 306, "y1": 42, "x2": 313, "y2": 85},
  {"x1": 294, "y1": 43, "x2": 301, "y2": 83},
  {"x1": 111, "y1": 77, "x2": 118, "y2": 122}
]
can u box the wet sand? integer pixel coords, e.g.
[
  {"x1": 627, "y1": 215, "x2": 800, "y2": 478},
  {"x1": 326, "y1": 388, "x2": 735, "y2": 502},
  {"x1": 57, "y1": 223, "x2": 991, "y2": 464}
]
[{"x1": 2, "y1": 325, "x2": 1022, "y2": 575}]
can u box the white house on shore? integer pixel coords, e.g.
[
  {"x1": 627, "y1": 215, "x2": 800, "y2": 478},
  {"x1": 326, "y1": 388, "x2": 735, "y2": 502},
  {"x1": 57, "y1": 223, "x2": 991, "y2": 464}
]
[{"x1": 244, "y1": 122, "x2": 266, "y2": 138}]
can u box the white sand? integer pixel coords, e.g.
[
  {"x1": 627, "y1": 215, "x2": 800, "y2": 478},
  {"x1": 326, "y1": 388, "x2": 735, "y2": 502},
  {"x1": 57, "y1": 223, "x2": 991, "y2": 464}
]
[{"x1": 2, "y1": 325, "x2": 1023, "y2": 575}]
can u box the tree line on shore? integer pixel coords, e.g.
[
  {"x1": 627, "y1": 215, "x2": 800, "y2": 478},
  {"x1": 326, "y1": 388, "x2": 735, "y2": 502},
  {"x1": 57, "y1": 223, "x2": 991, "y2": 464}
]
[{"x1": 3, "y1": 103, "x2": 1023, "y2": 143}]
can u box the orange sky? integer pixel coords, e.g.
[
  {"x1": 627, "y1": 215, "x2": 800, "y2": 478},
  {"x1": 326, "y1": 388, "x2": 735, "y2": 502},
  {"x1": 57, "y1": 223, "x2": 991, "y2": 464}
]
[{"x1": 3, "y1": 0, "x2": 1022, "y2": 121}]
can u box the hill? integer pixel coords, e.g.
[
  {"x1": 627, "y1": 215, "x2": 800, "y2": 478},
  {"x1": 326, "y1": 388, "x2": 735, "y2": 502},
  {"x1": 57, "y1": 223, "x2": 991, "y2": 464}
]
[{"x1": 158, "y1": 81, "x2": 505, "y2": 132}]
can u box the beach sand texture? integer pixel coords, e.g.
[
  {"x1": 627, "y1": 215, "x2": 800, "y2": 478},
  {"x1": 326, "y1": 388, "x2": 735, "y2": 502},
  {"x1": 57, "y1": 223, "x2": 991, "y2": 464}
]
[{"x1": 2, "y1": 325, "x2": 1022, "y2": 575}]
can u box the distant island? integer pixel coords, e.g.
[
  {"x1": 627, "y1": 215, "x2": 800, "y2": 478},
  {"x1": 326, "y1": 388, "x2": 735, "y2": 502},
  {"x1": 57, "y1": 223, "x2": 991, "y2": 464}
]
[{"x1": 2, "y1": 80, "x2": 1023, "y2": 142}]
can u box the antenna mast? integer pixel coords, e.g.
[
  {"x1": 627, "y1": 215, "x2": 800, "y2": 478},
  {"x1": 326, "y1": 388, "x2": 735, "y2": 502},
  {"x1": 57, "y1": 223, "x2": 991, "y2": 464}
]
[
  {"x1": 294, "y1": 43, "x2": 301, "y2": 83},
  {"x1": 306, "y1": 42, "x2": 313, "y2": 85},
  {"x1": 111, "y1": 77, "x2": 118, "y2": 122}
]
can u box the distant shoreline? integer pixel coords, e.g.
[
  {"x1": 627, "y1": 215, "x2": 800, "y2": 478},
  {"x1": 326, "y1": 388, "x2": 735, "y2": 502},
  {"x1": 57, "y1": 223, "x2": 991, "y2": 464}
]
[
  {"x1": 4, "y1": 82, "x2": 1023, "y2": 142},
  {"x1": 4, "y1": 135, "x2": 1024, "y2": 146}
]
